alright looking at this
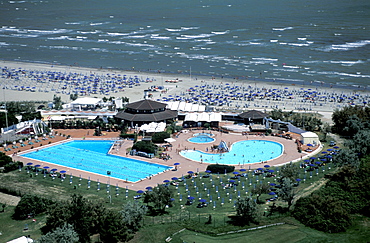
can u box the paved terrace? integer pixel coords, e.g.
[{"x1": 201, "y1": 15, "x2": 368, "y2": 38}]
[{"x1": 13, "y1": 129, "x2": 321, "y2": 192}]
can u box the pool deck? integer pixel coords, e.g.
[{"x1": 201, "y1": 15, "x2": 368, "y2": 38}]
[{"x1": 12, "y1": 129, "x2": 322, "y2": 191}]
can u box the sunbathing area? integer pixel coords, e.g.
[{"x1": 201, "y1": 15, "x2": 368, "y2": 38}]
[{"x1": 12, "y1": 127, "x2": 322, "y2": 192}]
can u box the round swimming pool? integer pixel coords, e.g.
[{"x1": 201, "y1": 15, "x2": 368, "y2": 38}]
[
  {"x1": 180, "y1": 140, "x2": 283, "y2": 164},
  {"x1": 188, "y1": 134, "x2": 215, "y2": 143}
]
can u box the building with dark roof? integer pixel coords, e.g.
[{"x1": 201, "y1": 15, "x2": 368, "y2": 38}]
[
  {"x1": 238, "y1": 110, "x2": 269, "y2": 125},
  {"x1": 115, "y1": 99, "x2": 178, "y2": 127}
]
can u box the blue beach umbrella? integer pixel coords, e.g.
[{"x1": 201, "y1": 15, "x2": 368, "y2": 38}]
[
  {"x1": 174, "y1": 162, "x2": 180, "y2": 165},
  {"x1": 269, "y1": 183, "x2": 276, "y2": 186},
  {"x1": 296, "y1": 178, "x2": 302, "y2": 182},
  {"x1": 240, "y1": 169, "x2": 247, "y2": 172},
  {"x1": 137, "y1": 190, "x2": 144, "y2": 194},
  {"x1": 26, "y1": 162, "x2": 33, "y2": 166},
  {"x1": 171, "y1": 177, "x2": 178, "y2": 181},
  {"x1": 188, "y1": 196, "x2": 195, "y2": 200},
  {"x1": 145, "y1": 186, "x2": 152, "y2": 190},
  {"x1": 199, "y1": 199, "x2": 207, "y2": 203},
  {"x1": 163, "y1": 180, "x2": 170, "y2": 183},
  {"x1": 205, "y1": 170, "x2": 212, "y2": 173},
  {"x1": 264, "y1": 165, "x2": 270, "y2": 168},
  {"x1": 51, "y1": 168, "x2": 58, "y2": 172},
  {"x1": 60, "y1": 170, "x2": 67, "y2": 174},
  {"x1": 188, "y1": 171, "x2": 194, "y2": 174},
  {"x1": 233, "y1": 172, "x2": 239, "y2": 175},
  {"x1": 269, "y1": 192, "x2": 276, "y2": 195}
]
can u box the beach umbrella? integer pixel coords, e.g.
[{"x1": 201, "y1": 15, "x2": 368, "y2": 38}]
[
  {"x1": 327, "y1": 149, "x2": 334, "y2": 151},
  {"x1": 240, "y1": 169, "x2": 247, "y2": 172},
  {"x1": 145, "y1": 186, "x2": 152, "y2": 190},
  {"x1": 315, "y1": 161, "x2": 322, "y2": 165},
  {"x1": 26, "y1": 162, "x2": 33, "y2": 166},
  {"x1": 51, "y1": 168, "x2": 58, "y2": 172},
  {"x1": 269, "y1": 183, "x2": 276, "y2": 186},
  {"x1": 268, "y1": 192, "x2": 276, "y2": 195},
  {"x1": 34, "y1": 165, "x2": 41, "y2": 168},
  {"x1": 321, "y1": 151, "x2": 327, "y2": 154},
  {"x1": 43, "y1": 166, "x2": 50, "y2": 169},
  {"x1": 60, "y1": 170, "x2": 67, "y2": 174},
  {"x1": 310, "y1": 157, "x2": 316, "y2": 160},
  {"x1": 229, "y1": 180, "x2": 235, "y2": 183},
  {"x1": 199, "y1": 199, "x2": 207, "y2": 203},
  {"x1": 174, "y1": 162, "x2": 180, "y2": 165},
  {"x1": 163, "y1": 180, "x2": 170, "y2": 183},
  {"x1": 308, "y1": 164, "x2": 315, "y2": 167},
  {"x1": 233, "y1": 172, "x2": 239, "y2": 175},
  {"x1": 268, "y1": 170, "x2": 275, "y2": 173},
  {"x1": 187, "y1": 171, "x2": 194, "y2": 174},
  {"x1": 257, "y1": 168, "x2": 263, "y2": 171},
  {"x1": 264, "y1": 165, "x2": 270, "y2": 168},
  {"x1": 205, "y1": 170, "x2": 212, "y2": 173},
  {"x1": 188, "y1": 196, "x2": 195, "y2": 200},
  {"x1": 307, "y1": 144, "x2": 313, "y2": 147},
  {"x1": 137, "y1": 190, "x2": 144, "y2": 194},
  {"x1": 171, "y1": 177, "x2": 178, "y2": 181},
  {"x1": 296, "y1": 178, "x2": 301, "y2": 182},
  {"x1": 333, "y1": 146, "x2": 340, "y2": 149}
]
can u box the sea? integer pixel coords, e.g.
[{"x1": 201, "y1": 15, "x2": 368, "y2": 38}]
[{"x1": 1, "y1": 0, "x2": 369, "y2": 89}]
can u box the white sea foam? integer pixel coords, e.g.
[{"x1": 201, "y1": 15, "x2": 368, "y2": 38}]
[
  {"x1": 272, "y1": 27, "x2": 294, "y2": 31},
  {"x1": 107, "y1": 32, "x2": 129, "y2": 36},
  {"x1": 211, "y1": 31, "x2": 229, "y2": 35},
  {"x1": 166, "y1": 27, "x2": 199, "y2": 32},
  {"x1": 330, "y1": 60, "x2": 364, "y2": 66},
  {"x1": 321, "y1": 40, "x2": 370, "y2": 52},
  {"x1": 178, "y1": 34, "x2": 214, "y2": 39},
  {"x1": 287, "y1": 43, "x2": 310, "y2": 47},
  {"x1": 297, "y1": 37, "x2": 307, "y2": 40},
  {"x1": 270, "y1": 40, "x2": 278, "y2": 42}
]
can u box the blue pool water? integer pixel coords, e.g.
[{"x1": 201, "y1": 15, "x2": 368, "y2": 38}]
[
  {"x1": 21, "y1": 140, "x2": 171, "y2": 182},
  {"x1": 180, "y1": 140, "x2": 283, "y2": 165},
  {"x1": 188, "y1": 134, "x2": 215, "y2": 144}
]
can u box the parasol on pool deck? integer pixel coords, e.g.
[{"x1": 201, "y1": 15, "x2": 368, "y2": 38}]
[
  {"x1": 136, "y1": 190, "x2": 144, "y2": 194},
  {"x1": 26, "y1": 162, "x2": 33, "y2": 166},
  {"x1": 171, "y1": 177, "x2": 178, "y2": 181},
  {"x1": 60, "y1": 170, "x2": 67, "y2": 174},
  {"x1": 174, "y1": 162, "x2": 180, "y2": 165},
  {"x1": 145, "y1": 186, "x2": 152, "y2": 190}
]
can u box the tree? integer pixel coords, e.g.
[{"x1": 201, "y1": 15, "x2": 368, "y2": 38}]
[
  {"x1": 279, "y1": 162, "x2": 300, "y2": 181},
  {"x1": 333, "y1": 149, "x2": 360, "y2": 169},
  {"x1": 132, "y1": 141, "x2": 157, "y2": 154},
  {"x1": 332, "y1": 105, "x2": 370, "y2": 136},
  {"x1": 347, "y1": 129, "x2": 370, "y2": 158},
  {"x1": 53, "y1": 95, "x2": 63, "y2": 110},
  {"x1": 44, "y1": 194, "x2": 105, "y2": 243},
  {"x1": 99, "y1": 210, "x2": 129, "y2": 243},
  {"x1": 120, "y1": 200, "x2": 147, "y2": 233},
  {"x1": 144, "y1": 184, "x2": 173, "y2": 214},
  {"x1": 293, "y1": 194, "x2": 351, "y2": 233},
  {"x1": 342, "y1": 115, "x2": 365, "y2": 137},
  {"x1": 251, "y1": 183, "x2": 270, "y2": 203},
  {"x1": 36, "y1": 223, "x2": 79, "y2": 243},
  {"x1": 278, "y1": 178, "x2": 296, "y2": 210},
  {"x1": 151, "y1": 131, "x2": 170, "y2": 143},
  {"x1": 235, "y1": 196, "x2": 258, "y2": 225},
  {"x1": 13, "y1": 194, "x2": 54, "y2": 220}
]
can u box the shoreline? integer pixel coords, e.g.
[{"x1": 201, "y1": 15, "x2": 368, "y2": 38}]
[
  {"x1": 2, "y1": 59, "x2": 369, "y2": 93},
  {"x1": 2, "y1": 60, "x2": 370, "y2": 125}
]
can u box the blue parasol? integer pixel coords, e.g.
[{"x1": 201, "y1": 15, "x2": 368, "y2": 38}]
[{"x1": 137, "y1": 190, "x2": 144, "y2": 194}]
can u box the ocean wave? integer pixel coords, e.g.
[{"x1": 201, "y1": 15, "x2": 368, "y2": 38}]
[
  {"x1": 252, "y1": 57, "x2": 279, "y2": 62},
  {"x1": 178, "y1": 33, "x2": 214, "y2": 39},
  {"x1": 211, "y1": 30, "x2": 229, "y2": 35},
  {"x1": 272, "y1": 27, "x2": 294, "y2": 31},
  {"x1": 320, "y1": 40, "x2": 370, "y2": 52},
  {"x1": 330, "y1": 60, "x2": 365, "y2": 66},
  {"x1": 150, "y1": 34, "x2": 171, "y2": 40},
  {"x1": 89, "y1": 22, "x2": 110, "y2": 26},
  {"x1": 317, "y1": 71, "x2": 370, "y2": 78},
  {"x1": 166, "y1": 26, "x2": 199, "y2": 32},
  {"x1": 106, "y1": 32, "x2": 129, "y2": 36},
  {"x1": 287, "y1": 43, "x2": 310, "y2": 47}
]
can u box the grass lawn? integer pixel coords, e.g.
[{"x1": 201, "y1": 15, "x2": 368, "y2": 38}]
[{"x1": 2, "y1": 141, "x2": 366, "y2": 242}]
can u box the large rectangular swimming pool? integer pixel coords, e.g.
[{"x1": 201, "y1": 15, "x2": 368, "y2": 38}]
[{"x1": 21, "y1": 140, "x2": 171, "y2": 183}]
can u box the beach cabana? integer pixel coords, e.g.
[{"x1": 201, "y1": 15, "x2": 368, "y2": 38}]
[{"x1": 301, "y1": 132, "x2": 319, "y2": 145}]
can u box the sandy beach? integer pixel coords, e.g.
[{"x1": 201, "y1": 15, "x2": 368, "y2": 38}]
[{"x1": 2, "y1": 60, "x2": 370, "y2": 125}]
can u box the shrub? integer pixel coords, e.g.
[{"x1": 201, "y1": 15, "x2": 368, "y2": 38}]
[
  {"x1": 14, "y1": 194, "x2": 55, "y2": 220},
  {"x1": 152, "y1": 132, "x2": 170, "y2": 143},
  {"x1": 132, "y1": 141, "x2": 157, "y2": 154},
  {"x1": 206, "y1": 164, "x2": 235, "y2": 174},
  {"x1": 120, "y1": 133, "x2": 135, "y2": 139}
]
